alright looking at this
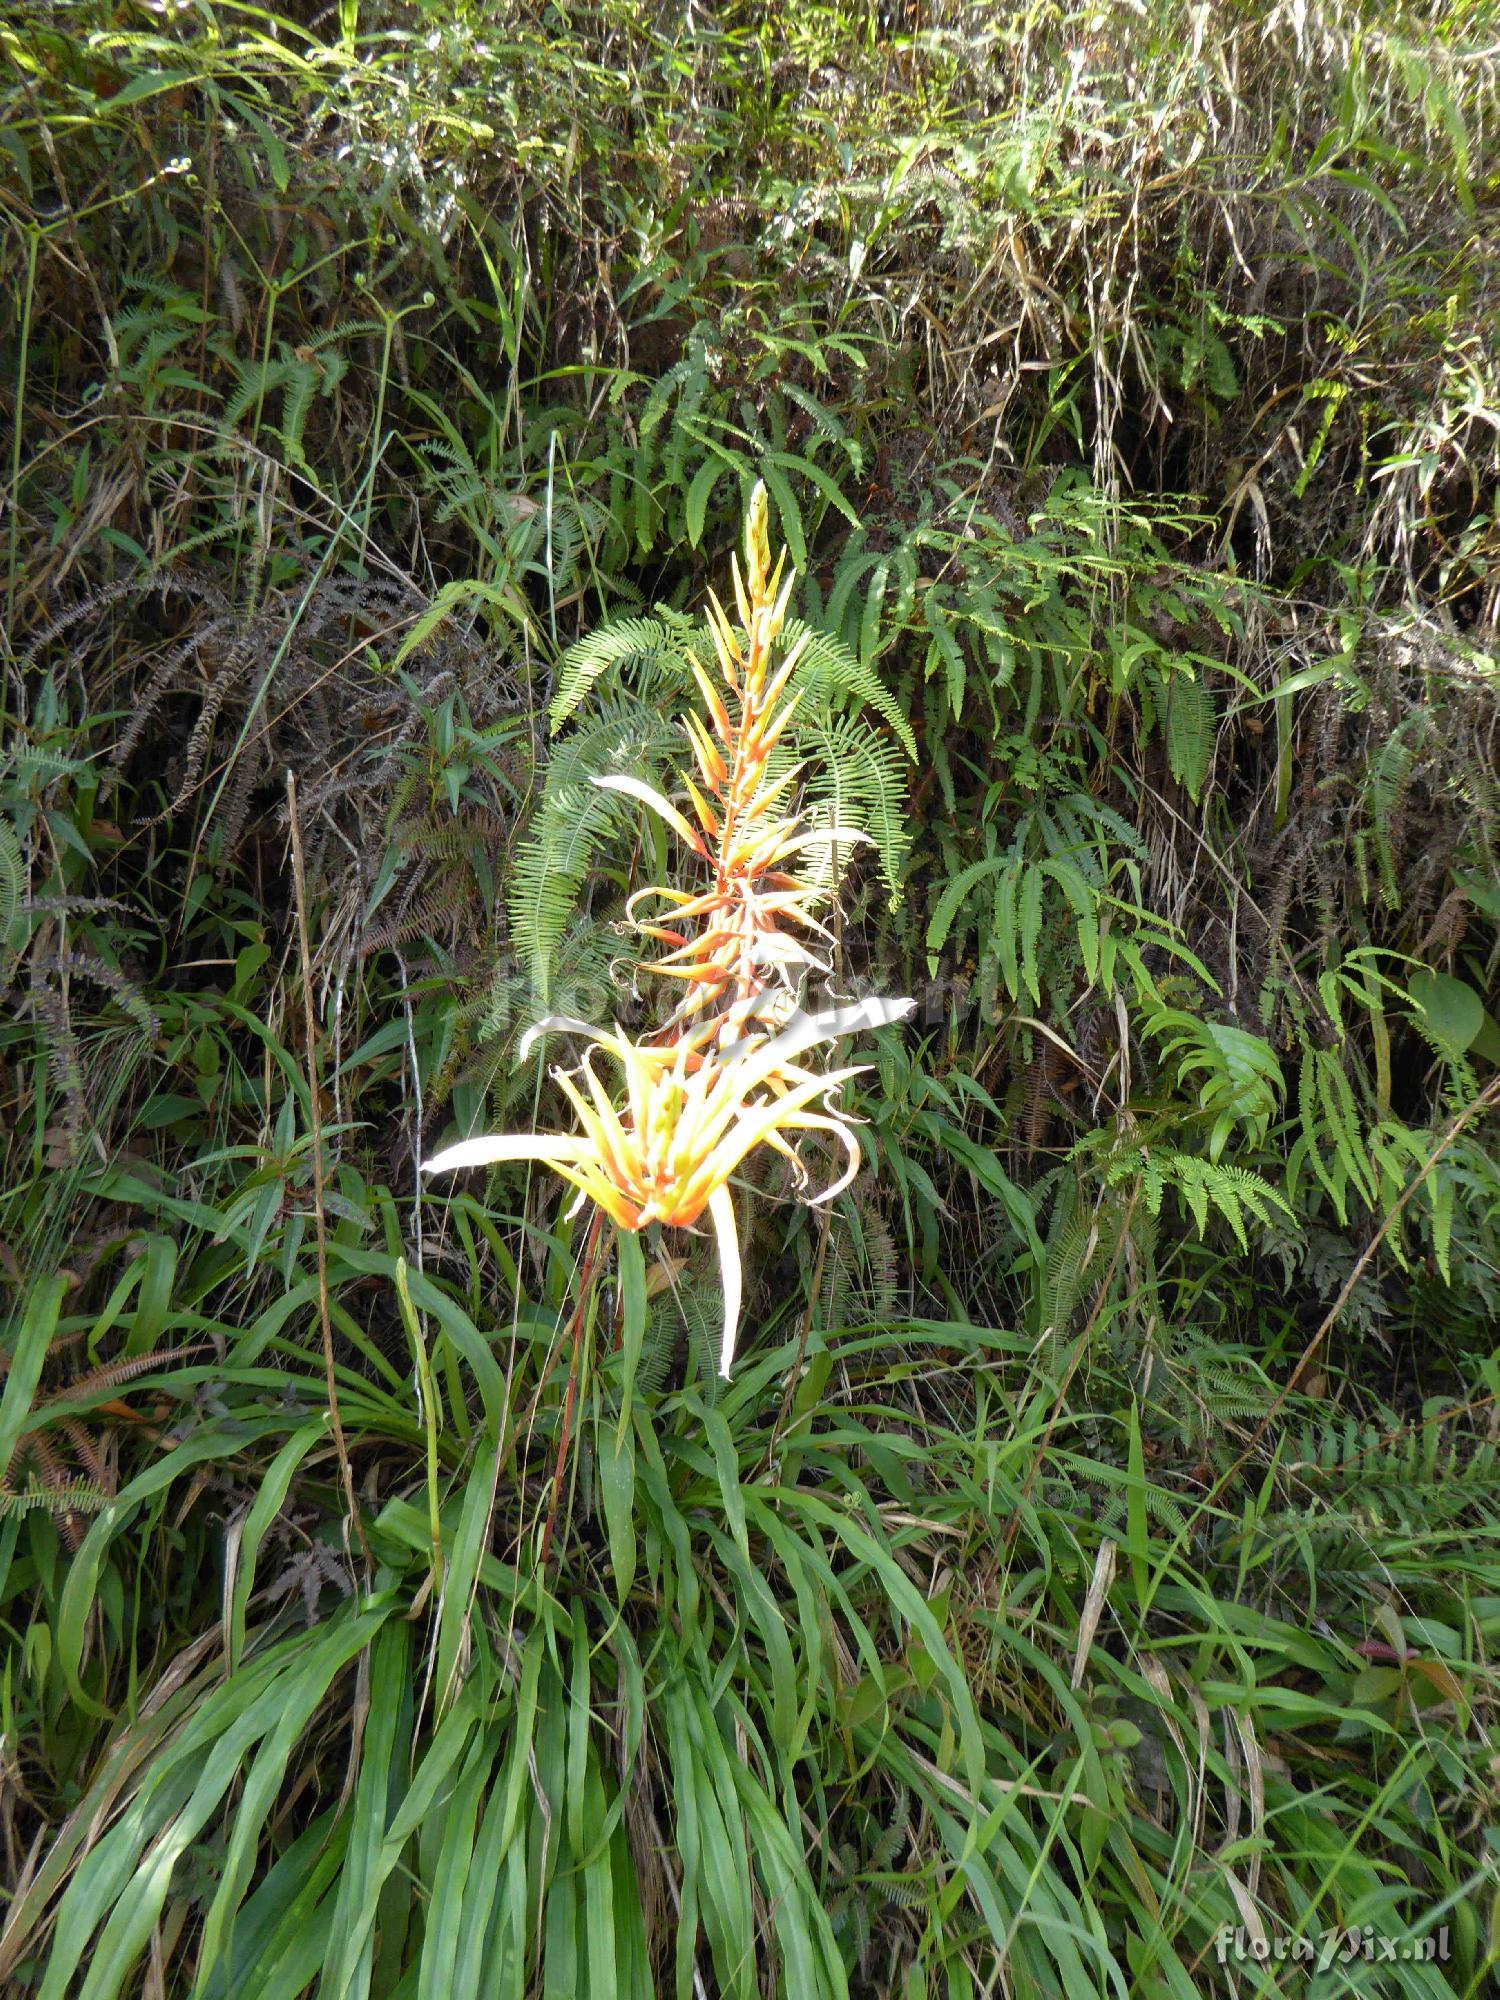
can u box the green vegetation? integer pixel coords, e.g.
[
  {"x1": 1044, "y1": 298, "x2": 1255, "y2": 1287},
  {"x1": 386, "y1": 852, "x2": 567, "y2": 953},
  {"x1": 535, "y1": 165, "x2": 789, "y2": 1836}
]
[{"x1": 1, "y1": 0, "x2": 1498, "y2": 1992}]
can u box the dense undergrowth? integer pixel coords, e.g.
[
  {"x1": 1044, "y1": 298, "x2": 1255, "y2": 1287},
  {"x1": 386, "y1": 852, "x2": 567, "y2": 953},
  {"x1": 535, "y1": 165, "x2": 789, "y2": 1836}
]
[{"x1": 1, "y1": 0, "x2": 1499, "y2": 1993}]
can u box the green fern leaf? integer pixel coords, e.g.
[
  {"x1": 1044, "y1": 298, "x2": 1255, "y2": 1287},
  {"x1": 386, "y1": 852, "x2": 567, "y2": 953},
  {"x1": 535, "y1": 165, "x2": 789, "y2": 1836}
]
[
  {"x1": 782, "y1": 620, "x2": 917, "y2": 759},
  {"x1": 549, "y1": 619, "x2": 686, "y2": 733}
]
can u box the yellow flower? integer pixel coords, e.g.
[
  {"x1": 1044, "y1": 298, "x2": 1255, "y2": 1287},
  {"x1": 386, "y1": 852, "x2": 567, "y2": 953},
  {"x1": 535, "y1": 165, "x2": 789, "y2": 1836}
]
[{"x1": 424, "y1": 1000, "x2": 912, "y2": 1375}]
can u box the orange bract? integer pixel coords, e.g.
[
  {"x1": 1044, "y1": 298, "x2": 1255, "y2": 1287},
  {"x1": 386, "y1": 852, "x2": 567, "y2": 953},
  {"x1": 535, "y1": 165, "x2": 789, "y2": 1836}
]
[
  {"x1": 611, "y1": 484, "x2": 870, "y2": 1046},
  {"x1": 424, "y1": 485, "x2": 911, "y2": 1375}
]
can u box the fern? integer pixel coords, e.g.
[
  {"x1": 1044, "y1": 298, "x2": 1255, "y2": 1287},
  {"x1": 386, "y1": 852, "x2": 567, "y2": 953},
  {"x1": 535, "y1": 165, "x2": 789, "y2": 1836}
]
[
  {"x1": 507, "y1": 700, "x2": 679, "y2": 1002},
  {"x1": 780, "y1": 620, "x2": 917, "y2": 759},
  {"x1": 549, "y1": 619, "x2": 687, "y2": 732},
  {"x1": 1365, "y1": 715, "x2": 1421, "y2": 909},
  {"x1": 636, "y1": 1269, "x2": 724, "y2": 1401},
  {"x1": 275, "y1": 353, "x2": 322, "y2": 468},
  {"x1": 1251, "y1": 1405, "x2": 1500, "y2": 1615},
  {"x1": 8, "y1": 746, "x2": 89, "y2": 787},
  {"x1": 0, "y1": 812, "x2": 22, "y2": 952},
  {"x1": 1145, "y1": 1007, "x2": 1284, "y2": 1161},
  {"x1": 310, "y1": 317, "x2": 387, "y2": 349},
  {"x1": 1059, "y1": 1452, "x2": 1191, "y2": 1537},
  {"x1": 222, "y1": 355, "x2": 286, "y2": 432},
  {"x1": 0, "y1": 1481, "x2": 109, "y2": 1520},
  {"x1": 1108, "y1": 1145, "x2": 1290, "y2": 1252},
  {"x1": 1044, "y1": 1189, "x2": 1100, "y2": 1329},
  {"x1": 794, "y1": 717, "x2": 913, "y2": 902},
  {"x1": 1293, "y1": 1408, "x2": 1500, "y2": 1528},
  {"x1": 1150, "y1": 664, "x2": 1215, "y2": 803},
  {"x1": 819, "y1": 1195, "x2": 900, "y2": 1329},
  {"x1": 1140, "y1": 1328, "x2": 1277, "y2": 1449},
  {"x1": 779, "y1": 380, "x2": 862, "y2": 471},
  {"x1": 28, "y1": 949, "x2": 159, "y2": 1043},
  {"x1": 1288, "y1": 1045, "x2": 1376, "y2": 1225},
  {"x1": 632, "y1": 341, "x2": 713, "y2": 548}
]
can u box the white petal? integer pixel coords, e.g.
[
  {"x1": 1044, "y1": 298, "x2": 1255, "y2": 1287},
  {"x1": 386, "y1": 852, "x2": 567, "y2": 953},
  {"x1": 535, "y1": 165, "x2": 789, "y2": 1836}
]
[
  {"x1": 517, "y1": 1014, "x2": 600, "y2": 1061},
  {"x1": 718, "y1": 996, "x2": 915, "y2": 1073},
  {"x1": 779, "y1": 826, "x2": 874, "y2": 850},
  {"x1": 422, "y1": 1134, "x2": 586, "y2": 1175},
  {"x1": 707, "y1": 1182, "x2": 742, "y2": 1380}
]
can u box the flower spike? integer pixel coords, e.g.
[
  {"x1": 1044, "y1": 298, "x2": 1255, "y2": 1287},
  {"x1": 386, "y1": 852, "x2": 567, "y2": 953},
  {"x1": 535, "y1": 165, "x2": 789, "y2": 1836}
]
[{"x1": 424, "y1": 481, "x2": 911, "y2": 1378}]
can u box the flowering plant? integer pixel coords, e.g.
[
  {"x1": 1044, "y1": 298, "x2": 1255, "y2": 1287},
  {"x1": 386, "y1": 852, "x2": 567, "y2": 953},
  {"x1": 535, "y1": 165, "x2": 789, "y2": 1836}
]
[{"x1": 423, "y1": 485, "x2": 911, "y2": 1374}]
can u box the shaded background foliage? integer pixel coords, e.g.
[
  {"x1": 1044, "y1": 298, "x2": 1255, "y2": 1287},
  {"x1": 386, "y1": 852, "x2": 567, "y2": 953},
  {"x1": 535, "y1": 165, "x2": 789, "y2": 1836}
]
[{"x1": 1, "y1": 0, "x2": 1499, "y2": 1994}]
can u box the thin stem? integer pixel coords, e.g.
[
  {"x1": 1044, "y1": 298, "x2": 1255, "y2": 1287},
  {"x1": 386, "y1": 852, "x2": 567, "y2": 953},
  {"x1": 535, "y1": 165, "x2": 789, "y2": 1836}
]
[
  {"x1": 287, "y1": 769, "x2": 369, "y2": 1568},
  {"x1": 4, "y1": 230, "x2": 39, "y2": 653}
]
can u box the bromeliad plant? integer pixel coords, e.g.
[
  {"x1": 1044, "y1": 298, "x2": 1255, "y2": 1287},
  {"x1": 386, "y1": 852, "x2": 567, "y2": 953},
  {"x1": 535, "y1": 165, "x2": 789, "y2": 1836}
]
[{"x1": 423, "y1": 486, "x2": 911, "y2": 1374}]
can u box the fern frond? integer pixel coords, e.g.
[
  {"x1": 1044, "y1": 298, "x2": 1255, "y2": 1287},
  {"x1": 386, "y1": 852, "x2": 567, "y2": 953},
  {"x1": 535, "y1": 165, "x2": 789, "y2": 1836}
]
[
  {"x1": 798, "y1": 716, "x2": 914, "y2": 901},
  {"x1": 222, "y1": 357, "x2": 288, "y2": 431},
  {"x1": 0, "y1": 1481, "x2": 109, "y2": 1520},
  {"x1": 1112, "y1": 1145, "x2": 1289, "y2": 1251},
  {"x1": 31, "y1": 950, "x2": 159, "y2": 1041},
  {"x1": 549, "y1": 619, "x2": 687, "y2": 732},
  {"x1": 781, "y1": 620, "x2": 918, "y2": 759},
  {"x1": 508, "y1": 701, "x2": 679, "y2": 999},
  {"x1": 276, "y1": 357, "x2": 320, "y2": 467},
  {"x1": 1045, "y1": 1192, "x2": 1096, "y2": 1328},
  {"x1": 48, "y1": 1343, "x2": 211, "y2": 1405},
  {"x1": 0, "y1": 813, "x2": 22, "y2": 946},
  {"x1": 1162, "y1": 668, "x2": 1215, "y2": 803}
]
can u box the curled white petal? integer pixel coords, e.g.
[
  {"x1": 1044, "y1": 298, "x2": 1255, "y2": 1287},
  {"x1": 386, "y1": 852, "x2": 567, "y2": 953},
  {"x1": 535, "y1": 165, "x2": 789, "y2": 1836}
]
[
  {"x1": 518, "y1": 1015, "x2": 601, "y2": 1061},
  {"x1": 804, "y1": 1118, "x2": 864, "y2": 1207}
]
